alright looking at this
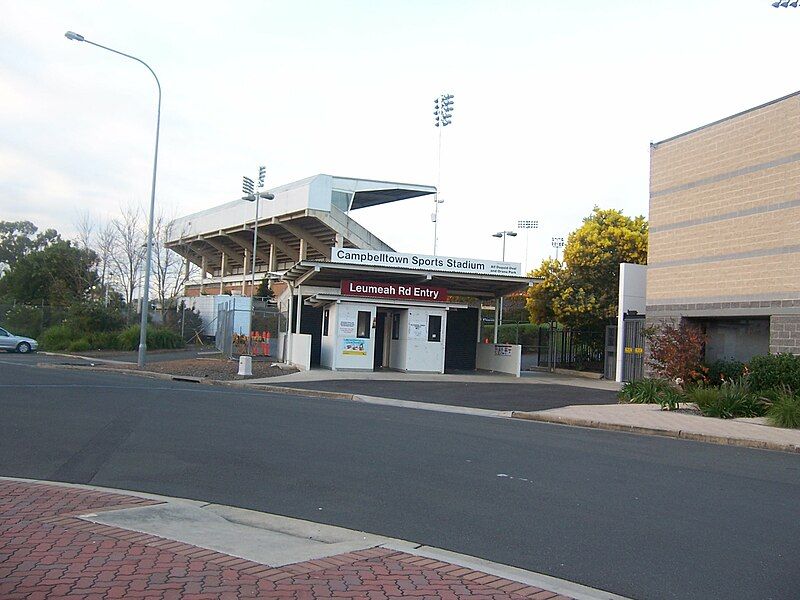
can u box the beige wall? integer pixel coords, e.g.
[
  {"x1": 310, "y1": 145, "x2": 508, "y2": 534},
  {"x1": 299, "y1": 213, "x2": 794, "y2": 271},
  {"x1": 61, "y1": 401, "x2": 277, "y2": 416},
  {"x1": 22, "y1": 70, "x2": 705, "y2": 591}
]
[{"x1": 648, "y1": 92, "x2": 800, "y2": 306}]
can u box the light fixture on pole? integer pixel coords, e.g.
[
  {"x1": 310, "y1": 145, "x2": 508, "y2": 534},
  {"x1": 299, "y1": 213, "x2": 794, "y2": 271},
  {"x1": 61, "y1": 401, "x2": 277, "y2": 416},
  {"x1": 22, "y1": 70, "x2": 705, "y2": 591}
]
[
  {"x1": 491, "y1": 231, "x2": 517, "y2": 342},
  {"x1": 772, "y1": 1, "x2": 798, "y2": 7},
  {"x1": 517, "y1": 219, "x2": 539, "y2": 274},
  {"x1": 432, "y1": 93, "x2": 455, "y2": 255},
  {"x1": 241, "y1": 167, "x2": 274, "y2": 355},
  {"x1": 551, "y1": 236, "x2": 565, "y2": 261},
  {"x1": 65, "y1": 30, "x2": 161, "y2": 369}
]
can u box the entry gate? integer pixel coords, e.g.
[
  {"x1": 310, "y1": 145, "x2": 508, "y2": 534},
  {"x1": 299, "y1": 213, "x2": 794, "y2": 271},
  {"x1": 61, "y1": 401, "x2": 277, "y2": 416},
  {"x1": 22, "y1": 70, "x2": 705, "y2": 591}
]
[{"x1": 621, "y1": 314, "x2": 646, "y2": 382}]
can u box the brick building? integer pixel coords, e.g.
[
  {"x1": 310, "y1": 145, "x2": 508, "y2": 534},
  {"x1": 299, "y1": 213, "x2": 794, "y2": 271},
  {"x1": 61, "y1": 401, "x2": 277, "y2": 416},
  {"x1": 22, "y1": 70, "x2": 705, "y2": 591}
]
[{"x1": 648, "y1": 91, "x2": 800, "y2": 361}]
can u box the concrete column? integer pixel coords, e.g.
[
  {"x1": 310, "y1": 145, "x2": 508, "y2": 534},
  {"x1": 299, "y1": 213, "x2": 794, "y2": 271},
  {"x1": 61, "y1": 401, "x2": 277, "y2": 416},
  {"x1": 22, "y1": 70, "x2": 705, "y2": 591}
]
[
  {"x1": 242, "y1": 249, "x2": 250, "y2": 295},
  {"x1": 219, "y1": 253, "x2": 226, "y2": 294},
  {"x1": 299, "y1": 238, "x2": 307, "y2": 261},
  {"x1": 268, "y1": 244, "x2": 276, "y2": 290},
  {"x1": 295, "y1": 290, "x2": 303, "y2": 333},
  {"x1": 200, "y1": 256, "x2": 207, "y2": 294},
  {"x1": 493, "y1": 298, "x2": 500, "y2": 344}
]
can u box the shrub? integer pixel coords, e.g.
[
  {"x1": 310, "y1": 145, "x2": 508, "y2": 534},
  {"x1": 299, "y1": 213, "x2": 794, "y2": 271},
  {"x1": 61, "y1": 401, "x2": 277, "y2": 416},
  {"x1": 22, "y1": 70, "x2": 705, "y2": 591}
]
[
  {"x1": 67, "y1": 338, "x2": 91, "y2": 352},
  {"x1": 694, "y1": 378, "x2": 765, "y2": 419},
  {"x1": 116, "y1": 325, "x2": 185, "y2": 351},
  {"x1": 764, "y1": 388, "x2": 800, "y2": 429},
  {"x1": 86, "y1": 331, "x2": 119, "y2": 350},
  {"x1": 685, "y1": 386, "x2": 722, "y2": 408},
  {"x1": 0, "y1": 304, "x2": 43, "y2": 338},
  {"x1": 645, "y1": 321, "x2": 707, "y2": 384},
  {"x1": 748, "y1": 354, "x2": 800, "y2": 392},
  {"x1": 706, "y1": 359, "x2": 746, "y2": 387},
  {"x1": 66, "y1": 302, "x2": 126, "y2": 334},
  {"x1": 41, "y1": 324, "x2": 75, "y2": 351},
  {"x1": 619, "y1": 378, "x2": 673, "y2": 404}
]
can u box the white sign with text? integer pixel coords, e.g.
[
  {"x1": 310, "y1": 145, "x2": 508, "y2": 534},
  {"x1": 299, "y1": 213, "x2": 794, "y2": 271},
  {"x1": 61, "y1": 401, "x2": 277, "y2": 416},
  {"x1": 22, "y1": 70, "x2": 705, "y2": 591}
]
[{"x1": 331, "y1": 248, "x2": 521, "y2": 276}]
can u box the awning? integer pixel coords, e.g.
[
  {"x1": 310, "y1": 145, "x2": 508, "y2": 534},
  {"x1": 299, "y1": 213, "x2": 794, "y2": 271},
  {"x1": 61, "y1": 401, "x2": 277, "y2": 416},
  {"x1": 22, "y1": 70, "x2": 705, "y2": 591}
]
[{"x1": 282, "y1": 260, "x2": 538, "y2": 299}]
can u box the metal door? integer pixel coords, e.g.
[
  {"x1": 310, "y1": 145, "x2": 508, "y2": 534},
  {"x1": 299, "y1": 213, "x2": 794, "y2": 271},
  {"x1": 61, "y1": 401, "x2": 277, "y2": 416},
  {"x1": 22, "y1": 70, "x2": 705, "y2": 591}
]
[
  {"x1": 604, "y1": 325, "x2": 617, "y2": 380},
  {"x1": 621, "y1": 314, "x2": 645, "y2": 382}
]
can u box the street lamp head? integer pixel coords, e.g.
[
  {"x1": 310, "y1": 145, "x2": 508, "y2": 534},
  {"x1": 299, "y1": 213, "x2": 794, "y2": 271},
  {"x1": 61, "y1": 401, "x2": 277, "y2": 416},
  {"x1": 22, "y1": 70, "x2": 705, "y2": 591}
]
[
  {"x1": 64, "y1": 31, "x2": 85, "y2": 42},
  {"x1": 259, "y1": 192, "x2": 275, "y2": 200},
  {"x1": 492, "y1": 232, "x2": 503, "y2": 238},
  {"x1": 507, "y1": 231, "x2": 518, "y2": 237}
]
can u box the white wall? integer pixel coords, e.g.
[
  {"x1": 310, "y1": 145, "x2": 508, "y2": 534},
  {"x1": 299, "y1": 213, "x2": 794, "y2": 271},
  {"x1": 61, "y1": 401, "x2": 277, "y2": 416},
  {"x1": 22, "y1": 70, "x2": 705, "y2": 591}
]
[
  {"x1": 476, "y1": 343, "x2": 521, "y2": 377},
  {"x1": 616, "y1": 263, "x2": 647, "y2": 382},
  {"x1": 333, "y1": 302, "x2": 376, "y2": 370},
  {"x1": 291, "y1": 333, "x2": 313, "y2": 371},
  {"x1": 404, "y1": 307, "x2": 446, "y2": 373}
]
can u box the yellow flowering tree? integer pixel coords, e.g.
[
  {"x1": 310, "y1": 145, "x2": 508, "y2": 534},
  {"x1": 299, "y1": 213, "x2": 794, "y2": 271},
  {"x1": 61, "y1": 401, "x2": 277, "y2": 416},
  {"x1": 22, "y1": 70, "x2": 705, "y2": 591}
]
[{"x1": 526, "y1": 207, "x2": 648, "y2": 330}]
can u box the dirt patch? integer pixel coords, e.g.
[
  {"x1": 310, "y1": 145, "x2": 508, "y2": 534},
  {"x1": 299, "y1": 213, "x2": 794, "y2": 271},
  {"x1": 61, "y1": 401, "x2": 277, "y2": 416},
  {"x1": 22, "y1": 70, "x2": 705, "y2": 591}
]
[{"x1": 117, "y1": 358, "x2": 297, "y2": 381}]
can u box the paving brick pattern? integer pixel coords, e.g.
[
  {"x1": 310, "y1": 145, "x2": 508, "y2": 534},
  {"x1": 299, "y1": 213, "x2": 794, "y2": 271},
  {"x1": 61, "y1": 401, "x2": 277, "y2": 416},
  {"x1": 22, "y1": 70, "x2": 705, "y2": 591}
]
[{"x1": 0, "y1": 480, "x2": 572, "y2": 599}]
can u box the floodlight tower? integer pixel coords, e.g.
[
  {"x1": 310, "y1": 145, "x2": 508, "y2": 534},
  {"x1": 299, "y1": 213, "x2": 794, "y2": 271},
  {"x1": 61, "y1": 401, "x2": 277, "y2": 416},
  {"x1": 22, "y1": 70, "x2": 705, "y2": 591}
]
[
  {"x1": 552, "y1": 236, "x2": 565, "y2": 261},
  {"x1": 432, "y1": 93, "x2": 455, "y2": 255},
  {"x1": 517, "y1": 219, "x2": 539, "y2": 273}
]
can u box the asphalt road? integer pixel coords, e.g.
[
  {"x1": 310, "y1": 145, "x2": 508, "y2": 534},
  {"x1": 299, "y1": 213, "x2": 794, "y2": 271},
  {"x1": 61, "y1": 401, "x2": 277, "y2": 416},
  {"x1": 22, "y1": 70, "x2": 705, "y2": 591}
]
[
  {"x1": 2, "y1": 354, "x2": 799, "y2": 600},
  {"x1": 274, "y1": 379, "x2": 618, "y2": 411}
]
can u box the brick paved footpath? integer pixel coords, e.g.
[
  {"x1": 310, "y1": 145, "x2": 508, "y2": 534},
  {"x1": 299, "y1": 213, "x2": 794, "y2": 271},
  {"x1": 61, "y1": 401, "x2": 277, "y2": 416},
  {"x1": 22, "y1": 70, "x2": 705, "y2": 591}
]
[{"x1": 0, "y1": 480, "x2": 572, "y2": 599}]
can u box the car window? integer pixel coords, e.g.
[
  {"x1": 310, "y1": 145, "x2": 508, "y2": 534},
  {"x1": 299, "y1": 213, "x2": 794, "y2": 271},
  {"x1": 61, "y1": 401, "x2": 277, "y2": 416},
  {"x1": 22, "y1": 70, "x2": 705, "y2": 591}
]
[{"x1": 0, "y1": 328, "x2": 8, "y2": 337}]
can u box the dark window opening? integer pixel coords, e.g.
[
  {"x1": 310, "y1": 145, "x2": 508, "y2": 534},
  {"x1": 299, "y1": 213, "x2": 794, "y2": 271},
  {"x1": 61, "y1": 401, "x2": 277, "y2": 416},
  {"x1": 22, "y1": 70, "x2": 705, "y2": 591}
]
[
  {"x1": 357, "y1": 311, "x2": 371, "y2": 339},
  {"x1": 392, "y1": 313, "x2": 400, "y2": 340},
  {"x1": 428, "y1": 315, "x2": 442, "y2": 342},
  {"x1": 323, "y1": 309, "x2": 329, "y2": 336}
]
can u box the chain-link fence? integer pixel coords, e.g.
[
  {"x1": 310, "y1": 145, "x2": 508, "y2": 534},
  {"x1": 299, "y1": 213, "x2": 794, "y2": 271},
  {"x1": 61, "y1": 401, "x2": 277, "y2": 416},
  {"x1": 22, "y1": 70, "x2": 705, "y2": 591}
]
[
  {"x1": 215, "y1": 298, "x2": 288, "y2": 359},
  {"x1": 0, "y1": 303, "x2": 70, "y2": 339}
]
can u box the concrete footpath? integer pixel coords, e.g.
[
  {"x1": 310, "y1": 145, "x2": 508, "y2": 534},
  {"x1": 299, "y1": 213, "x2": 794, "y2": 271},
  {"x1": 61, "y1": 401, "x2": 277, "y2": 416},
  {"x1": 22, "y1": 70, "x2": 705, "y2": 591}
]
[
  {"x1": 0, "y1": 478, "x2": 628, "y2": 600},
  {"x1": 513, "y1": 403, "x2": 800, "y2": 453}
]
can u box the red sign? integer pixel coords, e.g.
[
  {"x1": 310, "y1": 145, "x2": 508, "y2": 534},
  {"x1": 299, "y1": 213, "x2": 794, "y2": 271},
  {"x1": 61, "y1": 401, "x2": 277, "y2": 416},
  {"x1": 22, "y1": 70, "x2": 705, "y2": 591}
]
[{"x1": 341, "y1": 280, "x2": 448, "y2": 302}]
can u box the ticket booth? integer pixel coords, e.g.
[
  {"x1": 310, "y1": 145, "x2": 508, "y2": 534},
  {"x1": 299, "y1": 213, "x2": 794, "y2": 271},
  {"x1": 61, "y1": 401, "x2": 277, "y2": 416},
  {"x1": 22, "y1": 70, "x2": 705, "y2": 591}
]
[{"x1": 277, "y1": 255, "x2": 536, "y2": 374}]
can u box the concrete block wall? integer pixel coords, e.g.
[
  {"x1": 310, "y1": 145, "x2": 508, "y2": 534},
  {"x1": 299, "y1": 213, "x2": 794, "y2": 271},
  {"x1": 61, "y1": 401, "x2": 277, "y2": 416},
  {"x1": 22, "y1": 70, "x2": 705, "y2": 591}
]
[
  {"x1": 770, "y1": 315, "x2": 800, "y2": 355},
  {"x1": 648, "y1": 92, "x2": 800, "y2": 309}
]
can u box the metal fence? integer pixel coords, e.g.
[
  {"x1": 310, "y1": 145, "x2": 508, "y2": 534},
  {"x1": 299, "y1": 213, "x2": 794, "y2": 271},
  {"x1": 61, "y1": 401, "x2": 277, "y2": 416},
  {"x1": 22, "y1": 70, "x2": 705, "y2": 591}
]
[
  {"x1": 215, "y1": 298, "x2": 287, "y2": 359},
  {"x1": 0, "y1": 303, "x2": 70, "y2": 339},
  {"x1": 535, "y1": 326, "x2": 605, "y2": 372}
]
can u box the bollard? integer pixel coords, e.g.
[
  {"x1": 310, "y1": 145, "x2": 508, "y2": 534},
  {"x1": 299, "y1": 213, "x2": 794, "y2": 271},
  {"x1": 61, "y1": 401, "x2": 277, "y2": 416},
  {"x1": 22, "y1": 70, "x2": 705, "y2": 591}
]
[{"x1": 238, "y1": 355, "x2": 253, "y2": 376}]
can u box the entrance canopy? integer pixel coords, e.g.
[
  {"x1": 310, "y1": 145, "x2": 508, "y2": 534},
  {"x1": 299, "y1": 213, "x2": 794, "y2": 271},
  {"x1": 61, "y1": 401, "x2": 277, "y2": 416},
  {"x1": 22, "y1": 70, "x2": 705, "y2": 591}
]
[{"x1": 280, "y1": 260, "x2": 538, "y2": 299}]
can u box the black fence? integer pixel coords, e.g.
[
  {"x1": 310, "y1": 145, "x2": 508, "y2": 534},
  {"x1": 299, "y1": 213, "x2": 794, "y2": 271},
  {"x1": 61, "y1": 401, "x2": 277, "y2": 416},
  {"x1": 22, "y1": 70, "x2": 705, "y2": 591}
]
[{"x1": 479, "y1": 320, "x2": 605, "y2": 373}]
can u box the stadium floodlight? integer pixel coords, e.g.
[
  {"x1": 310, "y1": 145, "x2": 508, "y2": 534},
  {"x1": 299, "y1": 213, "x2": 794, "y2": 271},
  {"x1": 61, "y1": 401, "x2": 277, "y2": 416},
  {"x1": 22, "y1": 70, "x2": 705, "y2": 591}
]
[
  {"x1": 551, "y1": 236, "x2": 565, "y2": 261},
  {"x1": 517, "y1": 220, "x2": 539, "y2": 273},
  {"x1": 432, "y1": 92, "x2": 455, "y2": 255}
]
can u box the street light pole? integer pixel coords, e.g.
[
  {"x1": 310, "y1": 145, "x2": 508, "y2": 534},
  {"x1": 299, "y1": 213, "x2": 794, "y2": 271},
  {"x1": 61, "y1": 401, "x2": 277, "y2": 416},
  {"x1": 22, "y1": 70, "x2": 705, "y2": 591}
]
[
  {"x1": 65, "y1": 31, "x2": 161, "y2": 369},
  {"x1": 242, "y1": 169, "x2": 274, "y2": 356},
  {"x1": 491, "y1": 230, "x2": 517, "y2": 342}
]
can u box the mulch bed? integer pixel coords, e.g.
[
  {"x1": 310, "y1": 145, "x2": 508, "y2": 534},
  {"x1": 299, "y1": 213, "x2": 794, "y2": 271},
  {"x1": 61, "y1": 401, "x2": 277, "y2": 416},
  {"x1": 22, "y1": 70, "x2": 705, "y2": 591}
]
[{"x1": 118, "y1": 358, "x2": 297, "y2": 381}]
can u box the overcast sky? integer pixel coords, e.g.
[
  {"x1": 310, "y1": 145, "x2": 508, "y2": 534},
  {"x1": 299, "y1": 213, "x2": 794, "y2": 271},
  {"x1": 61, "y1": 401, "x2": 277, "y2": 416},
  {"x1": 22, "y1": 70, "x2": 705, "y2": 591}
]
[{"x1": 1, "y1": 1, "x2": 797, "y2": 272}]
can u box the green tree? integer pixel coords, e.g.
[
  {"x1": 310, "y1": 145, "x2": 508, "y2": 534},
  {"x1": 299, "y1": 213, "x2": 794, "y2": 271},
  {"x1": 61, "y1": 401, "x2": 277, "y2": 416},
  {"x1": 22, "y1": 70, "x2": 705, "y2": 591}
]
[
  {"x1": 0, "y1": 241, "x2": 100, "y2": 305},
  {"x1": 0, "y1": 221, "x2": 60, "y2": 267},
  {"x1": 526, "y1": 207, "x2": 647, "y2": 330}
]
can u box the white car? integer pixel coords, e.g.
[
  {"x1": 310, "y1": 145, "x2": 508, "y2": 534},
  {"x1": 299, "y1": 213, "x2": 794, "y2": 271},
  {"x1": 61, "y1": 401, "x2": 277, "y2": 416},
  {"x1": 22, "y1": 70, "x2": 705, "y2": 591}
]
[{"x1": 0, "y1": 327, "x2": 39, "y2": 353}]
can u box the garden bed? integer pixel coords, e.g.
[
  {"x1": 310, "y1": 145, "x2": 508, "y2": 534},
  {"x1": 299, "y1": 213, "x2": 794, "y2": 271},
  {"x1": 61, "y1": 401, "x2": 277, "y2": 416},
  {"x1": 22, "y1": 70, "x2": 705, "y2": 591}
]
[{"x1": 115, "y1": 358, "x2": 298, "y2": 381}]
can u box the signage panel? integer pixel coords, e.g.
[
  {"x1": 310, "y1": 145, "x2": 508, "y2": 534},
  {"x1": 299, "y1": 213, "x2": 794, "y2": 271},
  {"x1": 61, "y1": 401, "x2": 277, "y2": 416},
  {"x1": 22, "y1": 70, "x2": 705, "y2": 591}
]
[
  {"x1": 341, "y1": 280, "x2": 448, "y2": 303},
  {"x1": 331, "y1": 248, "x2": 521, "y2": 276}
]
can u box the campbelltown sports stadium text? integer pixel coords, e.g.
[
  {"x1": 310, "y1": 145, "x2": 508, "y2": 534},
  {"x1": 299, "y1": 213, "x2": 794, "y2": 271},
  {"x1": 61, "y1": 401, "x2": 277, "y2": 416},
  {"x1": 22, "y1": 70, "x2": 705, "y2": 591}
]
[{"x1": 333, "y1": 249, "x2": 488, "y2": 271}]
